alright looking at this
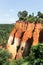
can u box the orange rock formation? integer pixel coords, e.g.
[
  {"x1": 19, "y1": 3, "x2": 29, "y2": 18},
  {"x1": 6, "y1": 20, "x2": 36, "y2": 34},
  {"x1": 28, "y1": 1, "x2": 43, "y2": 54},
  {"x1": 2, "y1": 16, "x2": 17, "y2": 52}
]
[
  {"x1": 16, "y1": 23, "x2": 35, "y2": 59},
  {"x1": 32, "y1": 23, "x2": 42, "y2": 45},
  {"x1": 7, "y1": 20, "x2": 43, "y2": 60}
]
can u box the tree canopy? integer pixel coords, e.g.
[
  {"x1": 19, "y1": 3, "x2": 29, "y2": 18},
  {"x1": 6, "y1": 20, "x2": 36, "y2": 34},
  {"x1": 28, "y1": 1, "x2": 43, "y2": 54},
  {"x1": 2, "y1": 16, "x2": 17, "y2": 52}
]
[
  {"x1": 17, "y1": 10, "x2": 43, "y2": 22},
  {"x1": 17, "y1": 10, "x2": 28, "y2": 20}
]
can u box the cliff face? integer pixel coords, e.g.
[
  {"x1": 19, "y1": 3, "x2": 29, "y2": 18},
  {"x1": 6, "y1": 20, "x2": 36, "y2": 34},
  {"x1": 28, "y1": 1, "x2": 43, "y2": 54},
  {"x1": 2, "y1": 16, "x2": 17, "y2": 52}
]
[{"x1": 7, "y1": 20, "x2": 43, "y2": 60}]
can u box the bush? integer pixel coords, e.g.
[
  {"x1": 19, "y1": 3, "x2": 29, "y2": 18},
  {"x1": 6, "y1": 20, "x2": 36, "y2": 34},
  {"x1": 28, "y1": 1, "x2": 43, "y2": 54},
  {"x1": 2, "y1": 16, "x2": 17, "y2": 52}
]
[{"x1": 0, "y1": 48, "x2": 11, "y2": 65}]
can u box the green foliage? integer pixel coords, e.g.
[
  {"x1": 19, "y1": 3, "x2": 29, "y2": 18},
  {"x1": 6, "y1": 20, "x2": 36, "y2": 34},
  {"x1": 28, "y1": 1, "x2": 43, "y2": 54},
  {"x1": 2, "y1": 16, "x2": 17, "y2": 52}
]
[
  {"x1": 17, "y1": 10, "x2": 28, "y2": 20},
  {"x1": 28, "y1": 44, "x2": 43, "y2": 65},
  {"x1": 3, "y1": 61, "x2": 10, "y2": 65},
  {"x1": 0, "y1": 24, "x2": 14, "y2": 47},
  {"x1": 37, "y1": 11, "x2": 43, "y2": 18},
  {"x1": 27, "y1": 16, "x2": 36, "y2": 22},
  {"x1": 11, "y1": 58, "x2": 29, "y2": 65},
  {"x1": 0, "y1": 48, "x2": 12, "y2": 65},
  {"x1": 18, "y1": 10, "x2": 43, "y2": 22}
]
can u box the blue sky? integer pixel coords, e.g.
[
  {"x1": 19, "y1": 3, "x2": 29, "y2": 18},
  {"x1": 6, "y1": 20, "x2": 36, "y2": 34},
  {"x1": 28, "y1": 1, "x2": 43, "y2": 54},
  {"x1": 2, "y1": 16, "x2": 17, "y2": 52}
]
[{"x1": 0, "y1": 0, "x2": 43, "y2": 24}]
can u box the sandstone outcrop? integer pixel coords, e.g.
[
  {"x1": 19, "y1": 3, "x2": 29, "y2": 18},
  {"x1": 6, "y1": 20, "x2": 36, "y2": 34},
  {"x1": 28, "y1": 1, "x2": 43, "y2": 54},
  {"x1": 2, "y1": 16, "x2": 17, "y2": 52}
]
[{"x1": 7, "y1": 20, "x2": 43, "y2": 60}]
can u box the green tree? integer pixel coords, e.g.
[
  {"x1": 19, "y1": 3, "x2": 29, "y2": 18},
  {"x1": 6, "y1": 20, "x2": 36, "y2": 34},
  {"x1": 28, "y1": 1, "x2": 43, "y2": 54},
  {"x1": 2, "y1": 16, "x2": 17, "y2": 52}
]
[
  {"x1": 28, "y1": 44, "x2": 43, "y2": 65},
  {"x1": 37, "y1": 11, "x2": 43, "y2": 18},
  {"x1": 17, "y1": 10, "x2": 28, "y2": 20}
]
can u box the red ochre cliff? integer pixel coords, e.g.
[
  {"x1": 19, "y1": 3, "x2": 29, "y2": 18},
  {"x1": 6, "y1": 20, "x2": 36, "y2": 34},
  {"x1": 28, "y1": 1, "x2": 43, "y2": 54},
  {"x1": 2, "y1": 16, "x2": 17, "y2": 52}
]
[{"x1": 7, "y1": 20, "x2": 43, "y2": 60}]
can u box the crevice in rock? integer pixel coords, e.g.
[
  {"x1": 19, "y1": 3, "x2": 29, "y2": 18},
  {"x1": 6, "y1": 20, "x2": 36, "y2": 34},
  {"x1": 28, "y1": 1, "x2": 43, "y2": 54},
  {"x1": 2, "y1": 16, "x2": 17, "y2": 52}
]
[
  {"x1": 22, "y1": 37, "x2": 33, "y2": 57},
  {"x1": 39, "y1": 29, "x2": 43, "y2": 43}
]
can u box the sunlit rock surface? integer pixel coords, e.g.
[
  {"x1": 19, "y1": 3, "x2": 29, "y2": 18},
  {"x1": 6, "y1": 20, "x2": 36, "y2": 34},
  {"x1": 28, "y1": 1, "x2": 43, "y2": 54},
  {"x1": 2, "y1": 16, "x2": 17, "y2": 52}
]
[{"x1": 7, "y1": 20, "x2": 43, "y2": 60}]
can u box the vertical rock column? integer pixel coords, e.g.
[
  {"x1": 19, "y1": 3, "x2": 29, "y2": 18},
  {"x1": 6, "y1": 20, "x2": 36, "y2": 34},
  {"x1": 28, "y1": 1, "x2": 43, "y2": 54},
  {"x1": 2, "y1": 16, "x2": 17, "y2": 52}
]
[
  {"x1": 16, "y1": 23, "x2": 35, "y2": 59},
  {"x1": 13, "y1": 22, "x2": 27, "y2": 59},
  {"x1": 13, "y1": 21, "x2": 27, "y2": 48},
  {"x1": 13, "y1": 29, "x2": 23, "y2": 57},
  {"x1": 32, "y1": 23, "x2": 42, "y2": 46}
]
